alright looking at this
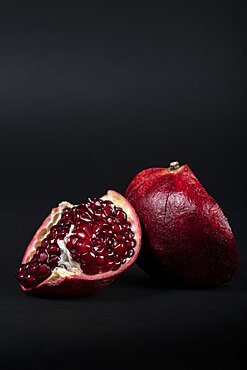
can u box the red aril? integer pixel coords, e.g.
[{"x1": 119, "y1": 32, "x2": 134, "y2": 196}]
[{"x1": 15, "y1": 190, "x2": 141, "y2": 296}]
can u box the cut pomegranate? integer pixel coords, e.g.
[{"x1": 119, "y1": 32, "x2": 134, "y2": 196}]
[{"x1": 15, "y1": 190, "x2": 141, "y2": 296}]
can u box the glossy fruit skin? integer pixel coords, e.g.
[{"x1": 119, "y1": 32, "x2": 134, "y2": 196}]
[{"x1": 125, "y1": 165, "x2": 238, "y2": 286}]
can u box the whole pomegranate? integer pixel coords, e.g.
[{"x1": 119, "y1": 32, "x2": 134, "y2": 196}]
[
  {"x1": 16, "y1": 190, "x2": 141, "y2": 296},
  {"x1": 125, "y1": 162, "x2": 238, "y2": 286}
]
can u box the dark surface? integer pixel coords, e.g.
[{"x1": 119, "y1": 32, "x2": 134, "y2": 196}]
[{"x1": 0, "y1": 1, "x2": 246, "y2": 369}]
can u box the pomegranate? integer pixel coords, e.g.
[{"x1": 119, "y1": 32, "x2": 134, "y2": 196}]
[
  {"x1": 15, "y1": 190, "x2": 141, "y2": 296},
  {"x1": 125, "y1": 162, "x2": 238, "y2": 286}
]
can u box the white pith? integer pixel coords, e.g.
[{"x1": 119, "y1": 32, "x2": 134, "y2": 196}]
[
  {"x1": 56, "y1": 225, "x2": 82, "y2": 276},
  {"x1": 46, "y1": 203, "x2": 84, "y2": 280},
  {"x1": 22, "y1": 191, "x2": 141, "y2": 287},
  {"x1": 40, "y1": 202, "x2": 83, "y2": 281}
]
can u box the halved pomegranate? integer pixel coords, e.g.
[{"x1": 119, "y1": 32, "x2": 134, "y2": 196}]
[{"x1": 15, "y1": 190, "x2": 141, "y2": 296}]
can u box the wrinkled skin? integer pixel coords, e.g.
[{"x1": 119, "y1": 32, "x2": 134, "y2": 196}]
[{"x1": 126, "y1": 165, "x2": 238, "y2": 286}]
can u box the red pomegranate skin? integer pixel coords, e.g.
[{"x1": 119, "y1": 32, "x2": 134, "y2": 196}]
[{"x1": 125, "y1": 164, "x2": 238, "y2": 286}]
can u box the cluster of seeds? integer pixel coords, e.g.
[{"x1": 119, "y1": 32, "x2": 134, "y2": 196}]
[
  {"x1": 16, "y1": 198, "x2": 136, "y2": 288},
  {"x1": 16, "y1": 229, "x2": 64, "y2": 288}
]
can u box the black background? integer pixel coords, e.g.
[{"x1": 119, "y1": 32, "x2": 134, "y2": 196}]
[{"x1": 1, "y1": 1, "x2": 246, "y2": 369}]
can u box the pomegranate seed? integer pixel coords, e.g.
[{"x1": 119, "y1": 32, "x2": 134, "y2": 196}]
[
  {"x1": 114, "y1": 243, "x2": 126, "y2": 256},
  {"x1": 111, "y1": 256, "x2": 121, "y2": 271},
  {"x1": 79, "y1": 216, "x2": 92, "y2": 223},
  {"x1": 41, "y1": 238, "x2": 49, "y2": 247},
  {"x1": 85, "y1": 203, "x2": 94, "y2": 215},
  {"x1": 92, "y1": 236, "x2": 103, "y2": 245},
  {"x1": 50, "y1": 225, "x2": 60, "y2": 232},
  {"x1": 17, "y1": 264, "x2": 26, "y2": 274},
  {"x1": 102, "y1": 227, "x2": 112, "y2": 236},
  {"x1": 97, "y1": 221, "x2": 108, "y2": 228},
  {"x1": 66, "y1": 236, "x2": 78, "y2": 250},
  {"x1": 96, "y1": 255, "x2": 105, "y2": 267},
  {"x1": 50, "y1": 226, "x2": 60, "y2": 237},
  {"x1": 91, "y1": 224, "x2": 100, "y2": 234},
  {"x1": 30, "y1": 263, "x2": 40, "y2": 277},
  {"x1": 106, "y1": 237, "x2": 115, "y2": 247},
  {"x1": 81, "y1": 252, "x2": 97, "y2": 264},
  {"x1": 76, "y1": 240, "x2": 91, "y2": 254},
  {"x1": 115, "y1": 234, "x2": 124, "y2": 241},
  {"x1": 17, "y1": 274, "x2": 26, "y2": 284},
  {"x1": 107, "y1": 217, "x2": 114, "y2": 225},
  {"x1": 50, "y1": 256, "x2": 59, "y2": 267},
  {"x1": 93, "y1": 245, "x2": 105, "y2": 254},
  {"x1": 36, "y1": 246, "x2": 45, "y2": 253},
  {"x1": 76, "y1": 205, "x2": 87, "y2": 213},
  {"x1": 126, "y1": 240, "x2": 136, "y2": 248},
  {"x1": 92, "y1": 199, "x2": 102, "y2": 208},
  {"x1": 101, "y1": 260, "x2": 114, "y2": 273},
  {"x1": 102, "y1": 202, "x2": 112, "y2": 215},
  {"x1": 72, "y1": 251, "x2": 81, "y2": 262},
  {"x1": 59, "y1": 229, "x2": 68, "y2": 235},
  {"x1": 76, "y1": 225, "x2": 92, "y2": 238},
  {"x1": 115, "y1": 209, "x2": 127, "y2": 223},
  {"x1": 47, "y1": 244, "x2": 60, "y2": 255},
  {"x1": 82, "y1": 264, "x2": 100, "y2": 275},
  {"x1": 127, "y1": 249, "x2": 134, "y2": 258},
  {"x1": 61, "y1": 212, "x2": 71, "y2": 220},
  {"x1": 112, "y1": 224, "x2": 123, "y2": 233},
  {"x1": 106, "y1": 249, "x2": 114, "y2": 257},
  {"x1": 24, "y1": 274, "x2": 37, "y2": 287},
  {"x1": 124, "y1": 231, "x2": 133, "y2": 240},
  {"x1": 32, "y1": 254, "x2": 39, "y2": 262},
  {"x1": 39, "y1": 265, "x2": 50, "y2": 277},
  {"x1": 123, "y1": 222, "x2": 131, "y2": 230},
  {"x1": 39, "y1": 253, "x2": 48, "y2": 262},
  {"x1": 94, "y1": 210, "x2": 105, "y2": 219},
  {"x1": 75, "y1": 230, "x2": 88, "y2": 239}
]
